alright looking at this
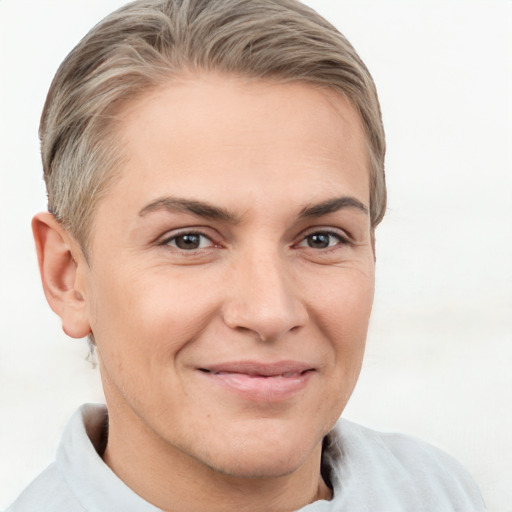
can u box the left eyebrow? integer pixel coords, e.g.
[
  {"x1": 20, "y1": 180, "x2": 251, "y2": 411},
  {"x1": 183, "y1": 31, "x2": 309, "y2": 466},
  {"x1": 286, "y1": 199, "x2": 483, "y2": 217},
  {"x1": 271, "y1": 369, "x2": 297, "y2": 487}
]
[{"x1": 299, "y1": 196, "x2": 369, "y2": 218}]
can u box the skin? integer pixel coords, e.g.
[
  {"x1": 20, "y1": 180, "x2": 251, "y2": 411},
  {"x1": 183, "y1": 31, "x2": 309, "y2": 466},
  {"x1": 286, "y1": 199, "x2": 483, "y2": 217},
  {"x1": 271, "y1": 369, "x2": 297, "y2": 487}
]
[{"x1": 34, "y1": 73, "x2": 376, "y2": 512}]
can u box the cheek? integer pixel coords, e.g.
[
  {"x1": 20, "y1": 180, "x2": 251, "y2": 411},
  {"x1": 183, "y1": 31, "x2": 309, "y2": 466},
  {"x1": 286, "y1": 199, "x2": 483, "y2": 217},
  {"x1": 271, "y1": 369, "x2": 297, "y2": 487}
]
[
  {"x1": 86, "y1": 266, "x2": 221, "y2": 362},
  {"x1": 310, "y1": 265, "x2": 374, "y2": 338},
  {"x1": 86, "y1": 268, "x2": 221, "y2": 411},
  {"x1": 309, "y1": 267, "x2": 374, "y2": 399}
]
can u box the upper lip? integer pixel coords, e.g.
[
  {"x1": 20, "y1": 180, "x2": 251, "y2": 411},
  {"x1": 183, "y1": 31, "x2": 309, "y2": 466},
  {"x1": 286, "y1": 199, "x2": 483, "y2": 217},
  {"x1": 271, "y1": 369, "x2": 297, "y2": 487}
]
[{"x1": 198, "y1": 360, "x2": 315, "y2": 377}]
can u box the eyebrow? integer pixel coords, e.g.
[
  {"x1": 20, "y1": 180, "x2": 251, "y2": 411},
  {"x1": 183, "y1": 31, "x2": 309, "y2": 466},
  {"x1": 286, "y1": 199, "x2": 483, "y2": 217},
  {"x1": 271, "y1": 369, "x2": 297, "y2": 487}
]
[
  {"x1": 299, "y1": 196, "x2": 369, "y2": 218},
  {"x1": 138, "y1": 196, "x2": 240, "y2": 223},
  {"x1": 138, "y1": 194, "x2": 368, "y2": 223}
]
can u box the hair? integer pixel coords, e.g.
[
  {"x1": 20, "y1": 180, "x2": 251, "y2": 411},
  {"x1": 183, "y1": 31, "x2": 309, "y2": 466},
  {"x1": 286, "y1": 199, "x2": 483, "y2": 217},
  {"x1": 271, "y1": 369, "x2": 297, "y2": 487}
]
[{"x1": 40, "y1": 0, "x2": 386, "y2": 251}]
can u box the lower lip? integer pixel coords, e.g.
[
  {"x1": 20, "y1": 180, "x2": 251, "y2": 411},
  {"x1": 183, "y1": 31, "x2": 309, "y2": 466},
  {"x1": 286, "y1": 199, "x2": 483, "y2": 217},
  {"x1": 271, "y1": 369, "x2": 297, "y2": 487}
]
[{"x1": 199, "y1": 370, "x2": 314, "y2": 402}]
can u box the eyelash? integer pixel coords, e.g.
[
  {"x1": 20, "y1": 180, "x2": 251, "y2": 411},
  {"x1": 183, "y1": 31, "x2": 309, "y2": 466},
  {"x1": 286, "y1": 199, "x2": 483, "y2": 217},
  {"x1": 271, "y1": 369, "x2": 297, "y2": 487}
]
[
  {"x1": 159, "y1": 227, "x2": 350, "y2": 253},
  {"x1": 296, "y1": 228, "x2": 350, "y2": 251},
  {"x1": 160, "y1": 230, "x2": 217, "y2": 251}
]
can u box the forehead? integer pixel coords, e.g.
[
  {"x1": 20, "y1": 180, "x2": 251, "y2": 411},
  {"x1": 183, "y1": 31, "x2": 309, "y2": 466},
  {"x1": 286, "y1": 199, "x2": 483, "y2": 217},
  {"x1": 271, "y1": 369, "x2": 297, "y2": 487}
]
[{"x1": 96, "y1": 73, "x2": 370, "y2": 225}]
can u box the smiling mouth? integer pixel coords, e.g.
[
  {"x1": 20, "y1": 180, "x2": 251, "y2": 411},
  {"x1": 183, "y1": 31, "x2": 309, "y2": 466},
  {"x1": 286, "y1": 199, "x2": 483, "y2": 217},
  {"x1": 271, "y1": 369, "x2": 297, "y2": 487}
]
[
  {"x1": 197, "y1": 362, "x2": 315, "y2": 401},
  {"x1": 199, "y1": 369, "x2": 310, "y2": 378}
]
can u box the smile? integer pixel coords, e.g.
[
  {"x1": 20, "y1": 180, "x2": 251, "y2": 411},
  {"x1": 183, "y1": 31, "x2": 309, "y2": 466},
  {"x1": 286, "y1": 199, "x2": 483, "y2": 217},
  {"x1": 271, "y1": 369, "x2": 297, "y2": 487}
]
[{"x1": 197, "y1": 361, "x2": 315, "y2": 402}]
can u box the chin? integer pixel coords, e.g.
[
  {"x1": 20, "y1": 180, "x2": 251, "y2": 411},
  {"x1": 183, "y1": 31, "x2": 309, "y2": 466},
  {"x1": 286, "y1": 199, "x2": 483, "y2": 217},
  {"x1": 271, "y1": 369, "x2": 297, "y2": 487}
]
[
  {"x1": 208, "y1": 450, "x2": 308, "y2": 480},
  {"x1": 193, "y1": 423, "x2": 325, "y2": 480}
]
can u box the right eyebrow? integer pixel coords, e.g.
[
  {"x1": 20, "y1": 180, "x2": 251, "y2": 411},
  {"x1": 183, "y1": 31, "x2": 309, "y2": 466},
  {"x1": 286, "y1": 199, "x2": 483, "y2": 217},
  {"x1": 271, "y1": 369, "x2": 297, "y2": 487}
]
[{"x1": 138, "y1": 196, "x2": 241, "y2": 223}]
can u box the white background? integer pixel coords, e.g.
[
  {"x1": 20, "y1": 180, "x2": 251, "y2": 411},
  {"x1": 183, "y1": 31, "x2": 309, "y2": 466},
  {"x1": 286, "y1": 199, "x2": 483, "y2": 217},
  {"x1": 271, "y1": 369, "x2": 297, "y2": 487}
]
[{"x1": 0, "y1": 1, "x2": 511, "y2": 510}]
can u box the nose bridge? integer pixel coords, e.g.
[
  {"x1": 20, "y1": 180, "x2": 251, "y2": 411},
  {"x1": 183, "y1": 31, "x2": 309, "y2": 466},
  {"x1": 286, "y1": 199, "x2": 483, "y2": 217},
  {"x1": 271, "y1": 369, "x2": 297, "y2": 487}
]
[{"x1": 223, "y1": 243, "x2": 307, "y2": 340}]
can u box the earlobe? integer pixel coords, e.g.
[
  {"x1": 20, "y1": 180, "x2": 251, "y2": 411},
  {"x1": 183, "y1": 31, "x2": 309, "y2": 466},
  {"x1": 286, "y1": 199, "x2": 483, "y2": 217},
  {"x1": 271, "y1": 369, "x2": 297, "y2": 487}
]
[{"x1": 32, "y1": 212, "x2": 92, "y2": 339}]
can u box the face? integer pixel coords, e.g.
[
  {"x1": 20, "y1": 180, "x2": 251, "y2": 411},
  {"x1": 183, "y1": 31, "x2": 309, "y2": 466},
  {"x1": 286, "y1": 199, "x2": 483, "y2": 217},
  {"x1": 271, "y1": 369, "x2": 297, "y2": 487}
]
[{"x1": 78, "y1": 74, "x2": 375, "y2": 479}]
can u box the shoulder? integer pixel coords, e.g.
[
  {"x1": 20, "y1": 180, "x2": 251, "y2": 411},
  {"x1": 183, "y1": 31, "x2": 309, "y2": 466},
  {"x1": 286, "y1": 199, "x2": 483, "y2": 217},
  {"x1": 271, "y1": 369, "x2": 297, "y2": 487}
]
[
  {"x1": 6, "y1": 404, "x2": 161, "y2": 512},
  {"x1": 322, "y1": 419, "x2": 486, "y2": 511},
  {"x1": 5, "y1": 463, "x2": 85, "y2": 512},
  {"x1": 5, "y1": 404, "x2": 104, "y2": 512}
]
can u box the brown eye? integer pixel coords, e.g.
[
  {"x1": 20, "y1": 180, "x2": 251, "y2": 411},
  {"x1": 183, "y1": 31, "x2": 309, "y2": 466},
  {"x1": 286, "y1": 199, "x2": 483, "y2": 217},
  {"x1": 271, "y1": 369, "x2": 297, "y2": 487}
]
[
  {"x1": 307, "y1": 233, "x2": 330, "y2": 249},
  {"x1": 299, "y1": 231, "x2": 344, "y2": 249},
  {"x1": 166, "y1": 233, "x2": 213, "y2": 250}
]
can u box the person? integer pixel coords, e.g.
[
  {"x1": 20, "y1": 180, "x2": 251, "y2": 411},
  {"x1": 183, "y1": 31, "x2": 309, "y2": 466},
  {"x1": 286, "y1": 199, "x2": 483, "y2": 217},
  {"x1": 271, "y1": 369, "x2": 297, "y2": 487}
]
[{"x1": 6, "y1": 0, "x2": 486, "y2": 510}]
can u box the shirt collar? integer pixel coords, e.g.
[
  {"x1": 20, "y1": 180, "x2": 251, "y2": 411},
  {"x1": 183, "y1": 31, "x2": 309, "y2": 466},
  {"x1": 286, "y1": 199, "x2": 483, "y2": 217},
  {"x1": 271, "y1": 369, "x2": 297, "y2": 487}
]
[{"x1": 56, "y1": 404, "x2": 162, "y2": 511}]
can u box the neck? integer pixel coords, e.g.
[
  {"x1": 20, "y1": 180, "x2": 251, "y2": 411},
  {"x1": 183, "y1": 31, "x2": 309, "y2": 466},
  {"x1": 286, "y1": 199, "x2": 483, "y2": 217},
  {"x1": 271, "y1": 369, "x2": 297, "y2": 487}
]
[{"x1": 102, "y1": 405, "x2": 332, "y2": 512}]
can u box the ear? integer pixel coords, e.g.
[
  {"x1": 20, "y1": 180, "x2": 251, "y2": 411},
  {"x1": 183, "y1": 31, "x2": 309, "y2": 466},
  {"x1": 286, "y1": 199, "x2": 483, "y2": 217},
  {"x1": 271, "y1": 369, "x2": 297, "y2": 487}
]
[{"x1": 32, "y1": 212, "x2": 91, "y2": 339}]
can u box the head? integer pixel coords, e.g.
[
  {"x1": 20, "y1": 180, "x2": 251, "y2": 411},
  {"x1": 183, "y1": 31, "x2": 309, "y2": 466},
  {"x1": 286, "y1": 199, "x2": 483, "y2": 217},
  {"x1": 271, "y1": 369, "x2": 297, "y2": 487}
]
[{"x1": 34, "y1": 0, "x2": 386, "y2": 505}]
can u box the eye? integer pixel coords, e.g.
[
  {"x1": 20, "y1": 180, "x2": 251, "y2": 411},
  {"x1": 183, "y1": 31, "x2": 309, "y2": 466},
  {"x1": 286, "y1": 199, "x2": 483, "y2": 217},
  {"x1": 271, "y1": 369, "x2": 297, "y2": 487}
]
[
  {"x1": 298, "y1": 231, "x2": 345, "y2": 249},
  {"x1": 164, "y1": 232, "x2": 214, "y2": 250}
]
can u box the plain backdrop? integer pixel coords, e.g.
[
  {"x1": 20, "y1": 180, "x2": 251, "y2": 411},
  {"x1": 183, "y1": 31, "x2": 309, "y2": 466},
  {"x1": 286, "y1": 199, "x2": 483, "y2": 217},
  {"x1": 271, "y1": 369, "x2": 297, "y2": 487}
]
[{"x1": 0, "y1": 1, "x2": 511, "y2": 510}]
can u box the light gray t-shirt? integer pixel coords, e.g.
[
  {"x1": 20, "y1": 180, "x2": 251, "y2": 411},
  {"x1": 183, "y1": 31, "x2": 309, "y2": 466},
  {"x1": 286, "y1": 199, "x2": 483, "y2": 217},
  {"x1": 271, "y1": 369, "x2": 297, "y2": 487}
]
[{"x1": 6, "y1": 404, "x2": 486, "y2": 511}]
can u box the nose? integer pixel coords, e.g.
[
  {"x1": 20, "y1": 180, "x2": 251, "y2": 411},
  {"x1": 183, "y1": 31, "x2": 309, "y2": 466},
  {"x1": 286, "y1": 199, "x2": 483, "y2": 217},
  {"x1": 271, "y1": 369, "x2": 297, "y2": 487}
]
[{"x1": 222, "y1": 248, "x2": 309, "y2": 342}]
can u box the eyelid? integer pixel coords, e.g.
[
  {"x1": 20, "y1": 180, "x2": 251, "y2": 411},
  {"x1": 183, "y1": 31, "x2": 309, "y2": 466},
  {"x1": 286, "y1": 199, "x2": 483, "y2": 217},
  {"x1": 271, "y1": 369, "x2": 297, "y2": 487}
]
[
  {"x1": 167, "y1": 234, "x2": 214, "y2": 250},
  {"x1": 296, "y1": 227, "x2": 352, "y2": 246},
  {"x1": 157, "y1": 227, "x2": 220, "y2": 248}
]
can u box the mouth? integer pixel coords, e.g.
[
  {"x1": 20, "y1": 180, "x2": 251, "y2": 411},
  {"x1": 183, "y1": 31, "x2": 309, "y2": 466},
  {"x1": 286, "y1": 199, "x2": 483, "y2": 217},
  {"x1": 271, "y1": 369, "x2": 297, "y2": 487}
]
[{"x1": 197, "y1": 361, "x2": 315, "y2": 402}]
